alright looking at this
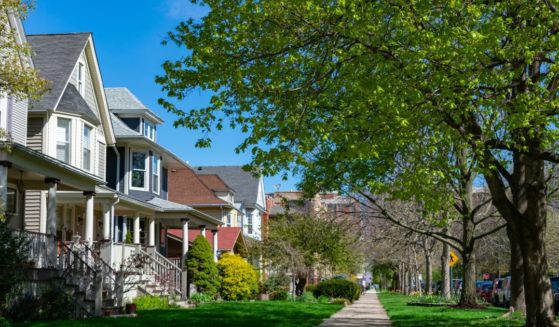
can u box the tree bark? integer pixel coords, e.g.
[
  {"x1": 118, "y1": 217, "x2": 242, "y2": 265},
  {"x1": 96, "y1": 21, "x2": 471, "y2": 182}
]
[
  {"x1": 460, "y1": 250, "x2": 477, "y2": 306},
  {"x1": 507, "y1": 224, "x2": 526, "y2": 314},
  {"x1": 424, "y1": 246, "x2": 433, "y2": 294},
  {"x1": 441, "y1": 239, "x2": 451, "y2": 299},
  {"x1": 294, "y1": 270, "x2": 307, "y2": 296}
]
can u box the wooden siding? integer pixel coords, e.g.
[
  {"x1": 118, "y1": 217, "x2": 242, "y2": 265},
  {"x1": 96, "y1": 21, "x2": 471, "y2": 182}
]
[
  {"x1": 24, "y1": 191, "x2": 41, "y2": 232},
  {"x1": 26, "y1": 117, "x2": 44, "y2": 151},
  {"x1": 10, "y1": 98, "x2": 28, "y2": 145},
  {"x1": 98, "y1": 141, "x2": 106, "y2": 180},
  {"x1": 69, "y1": 51, "x2": 100, "y2": 118}
]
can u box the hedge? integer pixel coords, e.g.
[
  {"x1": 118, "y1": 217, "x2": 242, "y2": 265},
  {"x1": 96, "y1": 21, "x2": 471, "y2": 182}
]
[{"x1": 313, "y1": 279, "x2": 361, "y2": 302}]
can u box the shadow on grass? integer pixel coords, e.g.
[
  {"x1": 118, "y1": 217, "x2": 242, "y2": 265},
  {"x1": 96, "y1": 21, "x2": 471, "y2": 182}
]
[
  {"x1": 19, "y1": 301, "x2": 343, "y2": 327},
  {"x1": 378, "y1": 293, "x2": 525, "y2": 327}
]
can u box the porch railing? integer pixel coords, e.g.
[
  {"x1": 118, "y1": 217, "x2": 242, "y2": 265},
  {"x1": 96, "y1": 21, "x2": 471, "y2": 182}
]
[
  {"x1": 11, "y1": 229, "x2": 56, "y2": 269},
  {"x1": 168, "y1": 257, "x2": 181, "y2": 267},
  {"x1": 137, "y1": 248, "x2": 183, "y2": 297}
]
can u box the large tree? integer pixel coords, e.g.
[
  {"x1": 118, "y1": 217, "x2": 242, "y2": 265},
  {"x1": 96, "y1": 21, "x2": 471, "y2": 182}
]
[{"x1": 158, "y1": 1, "x2": 559, "y2": 325}]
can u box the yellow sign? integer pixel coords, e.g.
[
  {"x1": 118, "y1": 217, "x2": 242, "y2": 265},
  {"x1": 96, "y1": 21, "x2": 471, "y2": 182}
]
[{"x1": 449, "y1": 251, "x2": 459, "y2": 267}]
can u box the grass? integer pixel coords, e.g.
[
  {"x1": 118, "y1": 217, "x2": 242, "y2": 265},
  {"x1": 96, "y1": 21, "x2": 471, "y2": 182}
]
[
  {"x1": 17, "y1": 301, "x2": 342, "y2": 327},
  {"x1": 378, "y1": 292, "x2": 525, "y2": 327}
]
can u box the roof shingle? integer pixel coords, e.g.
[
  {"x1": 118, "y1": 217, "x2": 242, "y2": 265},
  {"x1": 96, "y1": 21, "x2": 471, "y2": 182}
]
[{"x1": 196, "y1": 166, "x2": 261, "y2": 207}]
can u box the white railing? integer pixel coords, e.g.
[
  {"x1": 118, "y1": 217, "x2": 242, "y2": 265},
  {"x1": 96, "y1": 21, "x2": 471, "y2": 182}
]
[
  {"x1": 12, "y1": 229, "x2": 55, "y2": 268},
  {"x1": 168, "y1": 257, "x2": 181, "y2": 268},
  {"x1": 111, "y1": 243, "x2": 138, "y2": 270},
  {"x1": 138, "y1": 249, "x2": 183, "y2": 296}
]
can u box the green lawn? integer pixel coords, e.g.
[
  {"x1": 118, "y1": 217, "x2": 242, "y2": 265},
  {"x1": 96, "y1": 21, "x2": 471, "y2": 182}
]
[
  {"x1": 378, "y1": 292, "x2": 525, "y2": 327},
  {"x1": 18, "y1": 301, "x2": 342, "y2": 327}
]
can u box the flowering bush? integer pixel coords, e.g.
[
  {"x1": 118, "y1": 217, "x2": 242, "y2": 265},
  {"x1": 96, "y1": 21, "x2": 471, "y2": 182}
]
[{"x1": 217, "y1": 253, "x2": 258, "y2": 301}]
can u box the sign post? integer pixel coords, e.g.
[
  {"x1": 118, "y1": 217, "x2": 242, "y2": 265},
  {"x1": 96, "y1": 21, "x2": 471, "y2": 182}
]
[{"x1": 449, "y1": 251, "x2": 459, "y2": 294}]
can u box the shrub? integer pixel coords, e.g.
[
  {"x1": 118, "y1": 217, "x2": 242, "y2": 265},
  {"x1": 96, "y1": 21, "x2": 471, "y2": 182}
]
[
  {"x1": 297, "y1": 292, "x2": 317, "y2": 303},
  {"x1": 186, "y1": 235, "x2": 219, "y2": 296},
  {"x1": 317, "y1": 295, "x2": 329, "y2": 304},
  {"x1": 217, "y1": 253, "x2": 259, "y2": 301},
  {"x1": 39, "y1": 286, "x2": 73, "y2": 320},
  {"x1": 330, "y1": 298, "x2": 349, "y2": 305},
  {"x1": 314, "y1": 279, "x2": 361, "y2": 302},
  {"x1": 269, "y1": 291, "x2": 289, "y2": 301},
  {"x1": 265, "y1": 273, "x2": 290, "y2": 294},
  {"x1": 188, "y1": 292, "x2": 214, "y2": 304},
  {"x1": 305, "y1": 284, "x2": 317, "y2": 294},
  {"x1": 5, "y1": 293, "x2": 40, "y2": 322},
  {"x1": 135, "y1": 295, "x2": 172, "y2": 310},
  {"x1": 0, "y1": 317, "x2": 10, "y2": 327}
]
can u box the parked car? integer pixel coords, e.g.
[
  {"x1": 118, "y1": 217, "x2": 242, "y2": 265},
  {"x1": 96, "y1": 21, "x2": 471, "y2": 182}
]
[
  {"x1": 476, "y1": 280, "x2": 494, "y2": 303},
  {"x1": 551, "y1": 277, "x2": 559, "y2": 315},
  {"x1": 494, "y1": 277, "x2": 511, "y2": 307}
]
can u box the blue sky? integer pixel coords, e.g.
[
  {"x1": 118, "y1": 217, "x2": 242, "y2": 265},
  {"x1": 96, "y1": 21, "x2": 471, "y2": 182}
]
[{"x1": 24, "y1": 0, "x2": 298, "y2": 193}]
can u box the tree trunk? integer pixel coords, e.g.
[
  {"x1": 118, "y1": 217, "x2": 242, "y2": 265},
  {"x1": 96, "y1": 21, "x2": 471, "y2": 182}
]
[
  {"x1": 459, "y1": 251, "x2": 477, "y2": 306},
  {"x1": 507, "y1": 224, "x2": 526, "y2": 314},
  {"x1": 424, "y1": 247, "x2": 433, "y2": 294},
  {"x1": 441, "y1": 240, "x2": 451, "y2": 299},
  {"x1": 294, "y1": 270, "x2": 307, "y2": 296}
]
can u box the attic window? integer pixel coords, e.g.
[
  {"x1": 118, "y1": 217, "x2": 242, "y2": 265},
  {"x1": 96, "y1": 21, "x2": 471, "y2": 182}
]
[{"x1": 77, "y1": 62, "x2": 85, "y2": 95}]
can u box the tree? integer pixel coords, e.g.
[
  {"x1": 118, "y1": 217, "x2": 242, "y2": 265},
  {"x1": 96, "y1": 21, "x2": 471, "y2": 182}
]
[
  {"x1": 185, "y1": 235, "x2": 219, "y2": 296},
  {"x1": 263, "y1": 213, "x2": 361, "y2": 295},
  {"x1": 0, "y1": 1, "x2": 48, "y2": 100},
  {"x1": 157, "y1": 2, "x2": 559, "y2": 324},
  {"x1": 217, "y1": 253, "x2": 259, "y2": 300}
]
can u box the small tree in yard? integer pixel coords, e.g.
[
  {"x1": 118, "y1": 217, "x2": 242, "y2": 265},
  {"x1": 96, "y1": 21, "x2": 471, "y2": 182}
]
[
  {"x1": 218, "y1": 253, "x2": 258, "y2": 301},
  {"x1": 186, "y1": 235, "x2": 219, "y2": 296}
]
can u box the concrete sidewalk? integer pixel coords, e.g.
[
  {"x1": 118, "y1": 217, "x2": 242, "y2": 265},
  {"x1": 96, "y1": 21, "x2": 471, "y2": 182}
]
[{"x1": 319, "y1": 290, "x2": 392, "y2": 327}]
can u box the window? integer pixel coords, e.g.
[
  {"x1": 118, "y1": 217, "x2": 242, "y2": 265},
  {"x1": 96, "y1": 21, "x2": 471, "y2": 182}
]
[
  {"x1": 77, "y1": 62, "x2": 85, "y2": 95},
  {"x1": 56, "y1": 118, "x2": 71, "y2": 163},
  {"x1": 143, "y1": 120, "x2": 155, "y2": 140},
  {"x1": 152, "y1": 155, "x2": 160, "y2": 194},
  {"x1": 6, "y1": 187, "x2": 16, "y2": 214},
  {"x1": 131, "y1": 150, "x2": 147, "y2": 189},
  {"x1": 247, "y1": 213, "x2": 253, "y2": 234},
  {"x1": 83, "y1": 125, "x2": 92, "y2": 171},
  {"x1": 226, "y1": 214, "x2": 232, "y2": 227}
]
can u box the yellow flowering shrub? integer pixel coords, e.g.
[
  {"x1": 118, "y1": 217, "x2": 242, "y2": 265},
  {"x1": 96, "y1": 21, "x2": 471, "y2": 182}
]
[{"x1": 217, "y1": 253, "x2": 258, "y2": 301}]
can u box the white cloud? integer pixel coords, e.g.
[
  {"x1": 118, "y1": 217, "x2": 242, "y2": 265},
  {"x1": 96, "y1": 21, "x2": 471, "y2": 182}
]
[{"x1": 166, "y1": 0, "x2": 209, "y2": 20}]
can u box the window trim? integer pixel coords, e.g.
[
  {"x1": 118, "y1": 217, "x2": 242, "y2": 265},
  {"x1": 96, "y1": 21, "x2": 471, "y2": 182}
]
[
  {"x1": 152, "y1": 154, "x2": 160, "y2": 194},
  {"x1": 82, "y1": 123, "x2": 94, "y2": 172},
  {"x1": 56, "y1": 117, "x2": 72, "y2": 164},
  {"x1": 77, "y1": 61, "x2": 85, "y2": 95},
  {"x1": 129, "y1": 149, "x2": 149, "y2": 191},
  {"x1": 6, "y1": 186, "x2": 17, "y2": 215},
  {"x1": 246, "y1": 213, "x2": 253, "y2": 234}
]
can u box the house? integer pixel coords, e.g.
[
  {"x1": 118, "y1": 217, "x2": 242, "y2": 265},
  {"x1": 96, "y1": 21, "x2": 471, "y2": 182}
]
[
  {"x1": 166, "y1": 227, "x2": 247, "y2": 261},
  {"x1": 268, "y1": 191, "x2": 361, "y2": 221},
  {"x1": 196, "y1": 166, "x2": 266, "y2": 241}
]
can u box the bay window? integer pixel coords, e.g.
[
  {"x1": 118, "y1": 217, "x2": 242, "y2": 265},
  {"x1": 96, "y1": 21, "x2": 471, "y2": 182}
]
[
  {"x1": 152, "y1": 155, "x2": 160, "y2": 194},
  {"x1": 56, "y1": 118, "x2": 71, "y2": 163},
  {"x1": 131, "y1": 150, "x2": 147, "y2": 189},
  {"x1": 83, "y1": 124, "x2": 92, "y2": 171}
]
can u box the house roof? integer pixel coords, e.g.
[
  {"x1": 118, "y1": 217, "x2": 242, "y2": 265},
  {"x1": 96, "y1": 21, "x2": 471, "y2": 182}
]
[
  {"x1": 57, "y1": 84, "x2": 100, "y2": 125},
  {"x1": 105, "y1": 87, "x2": 164, "y2": 123},
  {"x1": 198, "y1": 174, "x2": 234, "y2": 193},
  {"x1": 109, "y1": 112, "x2": 140, "y2": 137},
  {"x1": 167, "y1": 227, "x2": 243, "y2": 252},
  {"x1": 27, "y1": 33, "x2": 90, "y2": 112},
  {"x1": 167, "y1": 167, "x2": 229, "y2": 206},
  {"x1": 196, "y1": 166, "x2": 261, "y2": 208}
]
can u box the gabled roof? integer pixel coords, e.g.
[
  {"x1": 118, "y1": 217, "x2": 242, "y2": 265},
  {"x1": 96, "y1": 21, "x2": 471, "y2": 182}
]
[
  {"x1": 27, "y1": 33, "x2": 90, "y2": 112},
  {"x1": 167, "y1": 167, "x2": 229, "y2": 206},
  {"x1": 57, "y1": 84, "x2": 100, "y2": 125},
  {"x1": 198, "y1": 174, "x2": 234, "y2": 193},
  {"x1": 105, "y1": 87, "x2": 164, "y2": 124},
  {"x1": 196, "y1": 166, "x2": 261, "y2": 208},
  {"x1": 168, "y1": 227, "x2": 244, "y2": 252}
]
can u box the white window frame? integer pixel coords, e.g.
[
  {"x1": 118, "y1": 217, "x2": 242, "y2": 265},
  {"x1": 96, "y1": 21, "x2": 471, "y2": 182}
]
[
  {"x1": 82, "y1": 123, "x2": 93, "y2": 172},
  {"x1": 56, "y1": 117, "x2": 72, "y2": 164},
  {"x1": 152, "y1": 154, "x2": 160, "y2": 194},
  {"x1": 143, "y1": 120, "x2": 155, "y2": 141},
  {"x1": 246, "y1": 213, "x2": 253, "y2": 234},
  {"x1": 226, "y1": 214, "x2": 232, "y2": 227},
  {"x1": 77, "y1": 61, "x2": 85, "y2": 95},
  {"x1": 130, "y1": 149, "x2": 149, "y2": 191}
]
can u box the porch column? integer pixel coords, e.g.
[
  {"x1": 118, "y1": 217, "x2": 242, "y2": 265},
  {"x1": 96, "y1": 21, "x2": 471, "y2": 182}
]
[
  {"x1": 133, "y1": 215, "x2": 140, "y2": 244},
  {"x1": 102, "y1": 202, "x2": 111, "y2": 240},
  {"x1": 45, "y1": 178, "x2": 59, "y2": 266},
  {"x1": 199, "y1": 225, "x2": 206, "y2": 237},
  {"x1": 148, "y1": 217, "x2": 155, "y2": 247},
  {"x1": 212, "y1": 229, "x2": 218, "y2": 262},
  {"x1": 0, "y1": 161, "x2": 11, "y2": 209},
  {"x1": 122, "y1": 217, "x2": 128, "y2": 242},
  {"x1": 83, "y1": 191, "x2": 95, "y2": 245},
  {"x1": 181, "y1": 218, "x2": 189, "y2": 300}
]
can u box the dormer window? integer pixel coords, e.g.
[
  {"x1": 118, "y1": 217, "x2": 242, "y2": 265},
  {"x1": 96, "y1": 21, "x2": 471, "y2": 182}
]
[
  {"x1": 77, "y1": 62, "x2": 85, "y2": 95},
  {"x1": 143, "y1": 120, "x2": 155, "y2": 141}
]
